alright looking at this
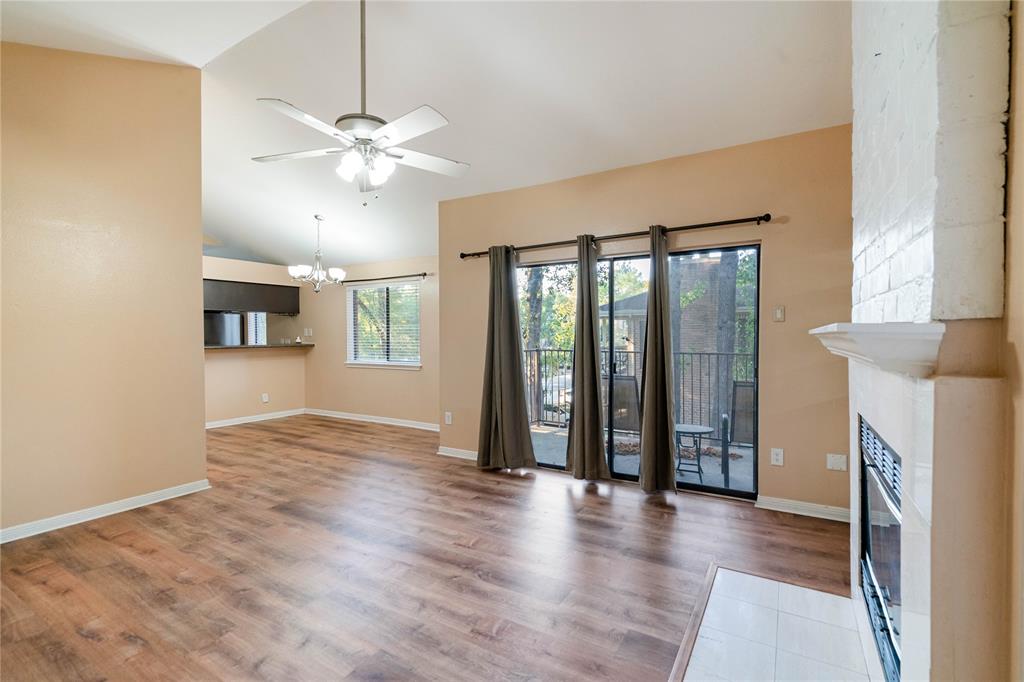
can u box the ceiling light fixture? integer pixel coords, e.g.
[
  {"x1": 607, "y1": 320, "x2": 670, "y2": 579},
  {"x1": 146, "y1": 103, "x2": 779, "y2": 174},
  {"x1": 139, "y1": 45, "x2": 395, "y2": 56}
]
[
  {"x1": 288, "y1": 214, "x2": 346, "y2": 293},
  {"x1": 251, "y1": 0, "x2": 469, "y2": 192}
]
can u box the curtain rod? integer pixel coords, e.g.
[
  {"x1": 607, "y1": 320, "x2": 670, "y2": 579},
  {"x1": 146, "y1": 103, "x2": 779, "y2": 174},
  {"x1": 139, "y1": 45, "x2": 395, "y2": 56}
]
[
  {"x1": 342, "y1": 272, "x2": 429, "y2": 285},
  {"x1": 458, "y1": 213, "x2": 771, "y2": 259}
]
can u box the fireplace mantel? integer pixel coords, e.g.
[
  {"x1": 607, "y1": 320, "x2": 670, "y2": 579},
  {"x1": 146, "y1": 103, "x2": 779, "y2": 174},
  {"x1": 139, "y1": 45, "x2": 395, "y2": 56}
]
[{"x1": 809, "y1": 322, "x2": 946, "y2": 378}]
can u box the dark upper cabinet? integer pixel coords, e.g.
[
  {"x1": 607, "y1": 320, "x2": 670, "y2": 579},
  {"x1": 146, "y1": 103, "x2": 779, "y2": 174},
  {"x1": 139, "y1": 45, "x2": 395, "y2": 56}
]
[{"x1": 203, "y1": 279, "x2": 299, "y2": 314}]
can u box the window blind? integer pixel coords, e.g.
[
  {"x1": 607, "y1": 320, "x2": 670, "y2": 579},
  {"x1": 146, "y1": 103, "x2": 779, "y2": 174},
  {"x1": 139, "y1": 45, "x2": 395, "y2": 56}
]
[{"x1": 347, "y1": 280, "x2": 421, "y2": 365}]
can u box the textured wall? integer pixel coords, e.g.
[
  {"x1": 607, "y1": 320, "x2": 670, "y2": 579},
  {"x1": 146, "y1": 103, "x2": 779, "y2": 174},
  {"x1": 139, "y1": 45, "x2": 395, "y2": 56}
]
[
  {"x1": 1, "y1": 44, "x2": 206, "y2": 527},
  {"x1": 852, "y1": 1, "x2": 1009, "y2": 322},
  {"x1": 439, "y1": 125, "x2": 854, "y2": 509}
]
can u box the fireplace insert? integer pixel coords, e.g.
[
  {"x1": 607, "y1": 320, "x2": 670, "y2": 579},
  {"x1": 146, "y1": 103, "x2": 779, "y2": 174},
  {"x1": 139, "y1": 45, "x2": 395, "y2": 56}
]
[{"x1": 859, "y1": 417, "x2": 901, "y2": 682}]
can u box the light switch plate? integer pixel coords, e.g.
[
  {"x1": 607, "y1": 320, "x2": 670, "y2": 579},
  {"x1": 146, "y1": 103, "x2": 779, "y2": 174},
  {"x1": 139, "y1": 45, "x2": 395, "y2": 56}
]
[
  {"x1": 826, "y1": 453, "x2": 848, "y2": 471},
  {"x1": 444, "y1": 411, "x2": 453, "y2": 425},
  {"x1": 261, "y1": 393, "x2": 270, "y2": 404},
  {"x1": 773, "y1": 305, "x2": 786, "y2": 322},
  {"x1": 770, "y1": 448, "x2": 784, "y2": 466}
]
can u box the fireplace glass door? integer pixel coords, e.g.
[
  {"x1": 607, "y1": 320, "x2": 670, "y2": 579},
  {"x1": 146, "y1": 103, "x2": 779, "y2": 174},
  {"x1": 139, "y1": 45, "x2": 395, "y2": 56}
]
[{"x1": 860, "y1": 418, "x2": 902, "y2": 682}]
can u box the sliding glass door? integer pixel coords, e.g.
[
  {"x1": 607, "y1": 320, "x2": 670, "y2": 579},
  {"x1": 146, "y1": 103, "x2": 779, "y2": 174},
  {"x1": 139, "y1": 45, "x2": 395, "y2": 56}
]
[
  {"x1": 517, "y1": 262, "x2": 576, "y2": 468},
  {"x1": 516, "y1": 245, "x2": 758, "y2": 497},
  {"x1": 601, "y1": 257, "x2": 650, "y2": 478},
  {"x1": 667, "y1": 246, "x2": 759, "y2": 497}
]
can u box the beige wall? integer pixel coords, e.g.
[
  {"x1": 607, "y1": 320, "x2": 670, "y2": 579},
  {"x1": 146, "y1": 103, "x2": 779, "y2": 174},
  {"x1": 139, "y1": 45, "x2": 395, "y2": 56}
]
[
  {"x1": 202, "y1": 255, "x2": 440, "y2": 427},
  {"x1": 303, "y1": 256, "x2": 440, "y2": 427},
  {"x1": 205, "y1": 348, "x2": 307, "y2": 423},
  {"x1": 202, "y1": 257, "x2": 307, "y2": 423},
  {"x1": 1006, "y1": 3, "x2": 1024, "y2": 676},
  {"x1": 438, "y1": 125, "x2": 853, "y2": 508},
  {"x1": 1, "y1": 43, "x2": 206, "y2": 528}
]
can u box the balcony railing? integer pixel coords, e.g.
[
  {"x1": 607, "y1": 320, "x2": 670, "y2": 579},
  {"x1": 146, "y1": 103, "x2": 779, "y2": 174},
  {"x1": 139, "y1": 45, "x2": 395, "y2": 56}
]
[{"x1": 524, "y1": 348, "x2": 755, "y2": 442}]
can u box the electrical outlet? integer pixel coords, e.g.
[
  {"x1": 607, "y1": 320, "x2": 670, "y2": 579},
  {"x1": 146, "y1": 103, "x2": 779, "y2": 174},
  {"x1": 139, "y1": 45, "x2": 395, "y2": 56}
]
[
  {"x1": 770, "y1": 447, "x2": 784, "y2": 466},
  {"x1": 444, "y1": 411, "x2": 453, "y2": 425},
  {"x1": 773, "y1": 305, "x2": 786, "y2": 322},
  {"x1": 261, "y1": 393, "x2": 270, "y2": 404},
  {"x1": 826, "y1": 453, "x2": 848, "y2": 471}
]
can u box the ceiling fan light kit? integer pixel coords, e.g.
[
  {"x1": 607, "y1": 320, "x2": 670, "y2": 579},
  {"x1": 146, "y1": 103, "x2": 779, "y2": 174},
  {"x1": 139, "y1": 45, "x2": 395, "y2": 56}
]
[
  {"x1": 252, "y1": 0, "x2": 469, "y2": 193},
  {"x1": 290, "y1": 214, "x2": 346, "y2": 293}
]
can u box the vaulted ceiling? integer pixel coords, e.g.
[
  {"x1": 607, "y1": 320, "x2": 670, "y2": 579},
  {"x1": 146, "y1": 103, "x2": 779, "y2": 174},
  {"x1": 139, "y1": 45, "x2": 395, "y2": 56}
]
[{"x1": 3, "y1": 1, "x2": 852, "y2": 265}]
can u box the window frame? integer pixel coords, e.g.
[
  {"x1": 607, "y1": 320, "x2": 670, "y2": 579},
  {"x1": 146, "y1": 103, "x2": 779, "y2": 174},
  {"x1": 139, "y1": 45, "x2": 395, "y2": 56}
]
[{"x1": 345, "y1": 278, "x2": 423, "y2": 370}]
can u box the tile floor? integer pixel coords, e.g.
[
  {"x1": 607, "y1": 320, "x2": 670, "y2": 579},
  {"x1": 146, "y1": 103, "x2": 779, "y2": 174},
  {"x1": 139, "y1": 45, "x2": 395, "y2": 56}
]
[{"x1": 684, "y1": 569, "x2": 885, "y2": 681}]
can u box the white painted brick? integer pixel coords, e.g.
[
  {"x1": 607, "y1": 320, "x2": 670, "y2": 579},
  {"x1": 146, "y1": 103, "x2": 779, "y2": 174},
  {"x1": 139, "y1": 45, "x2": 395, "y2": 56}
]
[
  {"x1": 937, "y1": 11, "x2": 1010, "y2": 123},
  {"x1": 935, "y1": 121, "x2": 1009, "y2": 226},
  {"x1": 853, "y1": 252, "x2": 867, "y2": 281},
  {"x1": 883, "y1": 291, "x2": 899, "y2": 320},
  {"x1": 931, "y1": 220, "x2": 1005, "y2": 318},
  {"x1": 852, "y1": 0, "x2": 1007, "y2": 322}
]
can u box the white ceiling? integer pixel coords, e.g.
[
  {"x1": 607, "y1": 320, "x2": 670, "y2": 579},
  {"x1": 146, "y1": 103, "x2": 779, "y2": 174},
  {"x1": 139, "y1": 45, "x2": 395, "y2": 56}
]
[
  {"x1": 4, "y1": 1, "x2": 852, "y2": 266},
  {"x1": 0, "y1": 1, "x2": 304, "y2": 67}
]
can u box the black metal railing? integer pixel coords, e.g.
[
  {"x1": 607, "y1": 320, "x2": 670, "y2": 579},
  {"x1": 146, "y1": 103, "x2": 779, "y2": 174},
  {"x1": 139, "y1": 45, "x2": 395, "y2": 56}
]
[{"x1": 523, "y1": 348, "x2": 755, "y2": 442}]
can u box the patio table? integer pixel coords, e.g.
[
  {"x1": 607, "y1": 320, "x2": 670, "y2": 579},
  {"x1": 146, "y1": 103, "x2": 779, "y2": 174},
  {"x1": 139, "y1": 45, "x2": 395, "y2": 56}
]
[{"x1": 675, "y1": 424, "x2": 714, "y2": 484}]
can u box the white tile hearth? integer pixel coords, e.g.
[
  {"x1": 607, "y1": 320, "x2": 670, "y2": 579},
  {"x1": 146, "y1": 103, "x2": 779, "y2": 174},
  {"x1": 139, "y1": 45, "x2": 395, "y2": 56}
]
[
  {"x1": 701, "y1": 593, "x2": 778, "y2": 646},
  {"x1": 778, "y1": 582, "x2": 858, "y2": 630},
  {"x1": 713, "y1": 567, "x2": 780, "y2": 609},
  {"x1": 684, "y1": 568, "x2": 882, "y2": 682}
]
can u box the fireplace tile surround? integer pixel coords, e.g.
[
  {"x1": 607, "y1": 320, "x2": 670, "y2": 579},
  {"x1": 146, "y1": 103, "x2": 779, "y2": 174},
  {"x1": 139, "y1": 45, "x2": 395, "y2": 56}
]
[{"x1": 813, "y1": 325, "x2": 1007, "y2": 680}]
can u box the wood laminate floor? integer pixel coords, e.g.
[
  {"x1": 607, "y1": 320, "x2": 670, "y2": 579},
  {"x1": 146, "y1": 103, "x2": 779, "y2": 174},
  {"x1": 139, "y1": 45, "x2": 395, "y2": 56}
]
[{"x1": 1, "y1": 415, "x2": 849, "y2": 681}]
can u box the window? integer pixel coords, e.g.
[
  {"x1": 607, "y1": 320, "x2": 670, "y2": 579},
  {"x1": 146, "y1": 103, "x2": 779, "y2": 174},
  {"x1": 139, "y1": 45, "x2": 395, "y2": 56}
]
[{"x1": 347, "y1": 280, "x2": 421, "y2": 367}]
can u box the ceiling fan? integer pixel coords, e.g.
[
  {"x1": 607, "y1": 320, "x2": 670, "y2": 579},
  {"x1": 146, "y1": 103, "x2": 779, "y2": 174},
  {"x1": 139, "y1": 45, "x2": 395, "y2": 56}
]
[{"x1": 251, "y1": 0, "x2": 469, "y2": 193}]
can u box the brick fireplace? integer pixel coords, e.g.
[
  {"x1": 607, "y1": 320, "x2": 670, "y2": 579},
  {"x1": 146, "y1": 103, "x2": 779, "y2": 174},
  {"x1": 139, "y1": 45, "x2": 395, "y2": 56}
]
[{"x1": 813, "y1": 2, "x2": 1011, "y2": 679}]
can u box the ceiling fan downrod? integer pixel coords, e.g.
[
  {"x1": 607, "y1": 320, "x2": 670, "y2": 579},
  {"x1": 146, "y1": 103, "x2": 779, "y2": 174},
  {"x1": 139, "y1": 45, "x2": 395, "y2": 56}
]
[{"x1": 360, "y1": 0, "x2": 366, "y2": 115}]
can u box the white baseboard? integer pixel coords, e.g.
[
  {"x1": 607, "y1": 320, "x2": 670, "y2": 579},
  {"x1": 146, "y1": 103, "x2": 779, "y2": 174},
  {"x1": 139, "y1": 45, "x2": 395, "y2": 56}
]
[
  {"x1": 305, "y1": 408, "x2": 439, "y2": 432},
  {"x1": 437, "y1": 446, "x2": 477, "y2": 460},
  {"x1": 206, "y1": 408, "x2": 439, "y2": 432},
  {"x1": 755, "y1": 495, "x2": 850, "y2": 523},
  {"x1": 0, "y1": 479, "x2": 210, "y2": 544},
  {"x1": 206, "y1": 408, "x2": 305, "y2": 429}
]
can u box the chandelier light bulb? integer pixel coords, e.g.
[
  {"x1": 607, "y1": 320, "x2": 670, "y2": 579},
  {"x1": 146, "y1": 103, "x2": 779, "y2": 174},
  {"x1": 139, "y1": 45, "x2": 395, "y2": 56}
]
[
  {"x1": 289, "y1": 215, "x2": 345, "y2": 293},
  {"x1": 368, "y1": 165, "x2": 388, "y2": 187},
  {"x1": 336, "y1": 149, "x2": 363, "y2": 182}
]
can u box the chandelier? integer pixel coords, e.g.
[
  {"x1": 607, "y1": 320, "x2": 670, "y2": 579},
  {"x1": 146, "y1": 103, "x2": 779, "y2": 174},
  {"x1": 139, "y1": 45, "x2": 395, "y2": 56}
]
[{"x1": 287, "y1": 214, "x2": 346, "y2": 293}]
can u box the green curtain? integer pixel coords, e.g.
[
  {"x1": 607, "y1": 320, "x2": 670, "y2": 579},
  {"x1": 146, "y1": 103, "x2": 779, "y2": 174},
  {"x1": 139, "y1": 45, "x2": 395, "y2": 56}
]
[
  {"x1": 477, "y1": 245, "x2": 537, "y2": 470},
  {"x1": 639, "y1": 226, "x2": 677, "y2": 492},
  {"x1": 566, "y1": 235, "x2": 611, "y2": 481}
]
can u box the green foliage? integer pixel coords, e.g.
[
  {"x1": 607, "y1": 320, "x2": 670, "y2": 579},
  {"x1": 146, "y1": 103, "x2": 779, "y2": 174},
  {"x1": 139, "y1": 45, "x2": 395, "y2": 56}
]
[
  {"x1": 734, "y1": 249, "x2": 757, "y2": 355},
  {"x1": 517, "y1": 250, "x2": 758, "y2": 357},
  {"x1": 679, "y1": 280, "x2": 707, "y2": 310},
  {"x1": 518, "y1": 260, "x2": 650, "y2": 351},
  {"x1": 352, "y1": 284, "x2": 420, "y2": 362}
]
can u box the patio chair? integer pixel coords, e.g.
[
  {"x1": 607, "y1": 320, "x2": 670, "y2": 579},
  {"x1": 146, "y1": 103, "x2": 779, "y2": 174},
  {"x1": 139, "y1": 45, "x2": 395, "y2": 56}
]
[{"x1": 731, "y1": 380, "x2": 755, "y2": 446}]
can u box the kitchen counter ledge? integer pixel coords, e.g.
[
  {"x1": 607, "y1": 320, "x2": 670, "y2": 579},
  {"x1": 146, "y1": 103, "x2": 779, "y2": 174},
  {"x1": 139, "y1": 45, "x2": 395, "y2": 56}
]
[{"x1": 204, "y1": 344, "x2": 314, "y2": 350}]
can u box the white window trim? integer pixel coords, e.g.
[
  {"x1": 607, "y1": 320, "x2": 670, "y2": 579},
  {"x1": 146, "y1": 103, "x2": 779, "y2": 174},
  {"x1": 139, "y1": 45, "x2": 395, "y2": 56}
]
[
  {"x1": 345, "y1": 361, "x2": 422, "y2": 371},
  {"x1": 346, "y1": 279, "x2": 422, "y2": 368}
]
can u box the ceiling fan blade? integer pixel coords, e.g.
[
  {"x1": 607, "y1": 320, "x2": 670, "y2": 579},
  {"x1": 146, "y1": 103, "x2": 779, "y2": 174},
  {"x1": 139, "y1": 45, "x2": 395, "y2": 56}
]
[
  {"x1": 371, "y1": 105, "x2": 448, "y2": 148},
  {"x1": 251, "y1": 147, "x2": 348, "y2": 163},
  {"x1": 257, "y1": 98, "x2": 355, "y2": 144},
  {"x1": 389, "y1": 147, "x2": 470, "y2": 178}
]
